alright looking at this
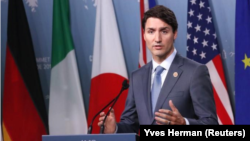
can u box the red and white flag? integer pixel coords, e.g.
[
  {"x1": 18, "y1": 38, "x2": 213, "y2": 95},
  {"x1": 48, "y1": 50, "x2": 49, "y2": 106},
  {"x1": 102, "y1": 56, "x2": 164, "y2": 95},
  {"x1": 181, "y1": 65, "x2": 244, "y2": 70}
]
[
  {"x1": 87, "y1": 0, "x2": 129, "y2": 133},
  {"x1": 139, "y1": 0, "x2": 156, "y2": 67},
  {"x1": 187, "y1": 0, "x2": 234, "y2": 124}
]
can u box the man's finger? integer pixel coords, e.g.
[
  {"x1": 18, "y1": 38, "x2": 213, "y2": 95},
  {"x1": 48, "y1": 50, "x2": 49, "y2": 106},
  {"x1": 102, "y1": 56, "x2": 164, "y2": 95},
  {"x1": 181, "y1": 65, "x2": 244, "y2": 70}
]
[
  {"x1": 99, "y1": 116, "x2": 105, "y2": 121},
  {"x1": 100, "y1": 112, "x2": 105, "y2": 116},
  {"x1": 155, "y1": 111, "x2": 172, "y2": 120},
  {"x1": 158, "y1": 109, "x2": 173, "y2": 116},
  {"x1": 97, "y1": 121, "x2": 103, "y2": 126},
  {"x1": 155, "y1": 116, "x2": 170, "y2": 125},
  {"x1": 156, "y1": 121, "x2": 164, "y2": 125},
  {"x1": 109, "y1": 108, "x2": 115, "y2": 118},
  {"x1": 169, "y1": 100, "x2": 177, "y2": 112}
]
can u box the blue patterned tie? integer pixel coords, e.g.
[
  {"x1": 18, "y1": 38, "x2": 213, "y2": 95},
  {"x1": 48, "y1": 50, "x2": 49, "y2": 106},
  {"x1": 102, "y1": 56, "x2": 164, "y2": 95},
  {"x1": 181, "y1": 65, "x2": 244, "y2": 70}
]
[{"x1": 151, "y1": 66, "x2": 165, "y2": 114}]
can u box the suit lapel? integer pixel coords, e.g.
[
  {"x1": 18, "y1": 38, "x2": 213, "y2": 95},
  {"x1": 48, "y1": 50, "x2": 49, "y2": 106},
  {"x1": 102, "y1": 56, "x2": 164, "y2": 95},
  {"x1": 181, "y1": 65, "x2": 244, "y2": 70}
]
[{"x1": 151, "y1": 54, "x2": 184, "y2": 123}]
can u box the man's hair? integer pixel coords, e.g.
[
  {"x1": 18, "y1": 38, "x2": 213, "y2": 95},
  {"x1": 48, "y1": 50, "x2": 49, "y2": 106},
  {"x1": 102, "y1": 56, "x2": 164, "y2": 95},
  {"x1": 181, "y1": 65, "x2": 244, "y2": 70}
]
[{"x1": 142, "y1": 5, "x2": 178, "y2": 33}]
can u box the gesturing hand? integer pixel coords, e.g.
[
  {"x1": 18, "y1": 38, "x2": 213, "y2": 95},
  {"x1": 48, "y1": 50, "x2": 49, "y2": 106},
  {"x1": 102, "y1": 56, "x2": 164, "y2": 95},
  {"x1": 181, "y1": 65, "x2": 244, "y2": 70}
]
[{"x1": 154, "y1": 100, "x2": 186, "y2": 125}]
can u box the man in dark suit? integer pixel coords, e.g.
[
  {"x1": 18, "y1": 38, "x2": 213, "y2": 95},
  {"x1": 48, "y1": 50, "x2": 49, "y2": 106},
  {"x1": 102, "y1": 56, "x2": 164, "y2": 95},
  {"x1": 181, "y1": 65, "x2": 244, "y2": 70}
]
[{"x1": 98, "y1": 5, "x2": 218, "y2": 133}]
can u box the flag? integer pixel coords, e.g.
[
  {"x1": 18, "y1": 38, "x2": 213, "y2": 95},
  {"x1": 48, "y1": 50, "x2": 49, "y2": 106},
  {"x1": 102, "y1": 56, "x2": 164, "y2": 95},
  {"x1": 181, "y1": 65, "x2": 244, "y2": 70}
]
[
  {"x1": 48, "y1": 0, "x2": 88, "y2": 135},
  {"x1": 186, "y1": 0, "x2": 234, "y2": 124},
  {"x1": 2, "y1": 0, "x2": 48, "y2": 140},
  {"x1": 235, "y1": 0, "x2": 250, "y2": 125},
  {"x1": 139, "y1": 0, "x2": 156, "y2": 67},
  {"x1": 87, "y1": 0, "x2": 129, "y2": 134}
]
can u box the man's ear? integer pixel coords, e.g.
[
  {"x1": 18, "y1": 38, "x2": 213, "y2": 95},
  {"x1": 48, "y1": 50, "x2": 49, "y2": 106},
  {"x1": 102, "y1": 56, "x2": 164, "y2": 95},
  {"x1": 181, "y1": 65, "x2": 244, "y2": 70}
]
[{"x1": 174, "y1": 30, "x2": 178, "y2": 40}]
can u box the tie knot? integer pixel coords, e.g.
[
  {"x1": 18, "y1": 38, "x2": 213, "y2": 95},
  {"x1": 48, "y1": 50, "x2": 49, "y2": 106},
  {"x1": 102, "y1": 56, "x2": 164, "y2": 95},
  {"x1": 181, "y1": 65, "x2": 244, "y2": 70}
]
[{"x1": 155, "y1": 66, "x2": 165, "y2": 75}]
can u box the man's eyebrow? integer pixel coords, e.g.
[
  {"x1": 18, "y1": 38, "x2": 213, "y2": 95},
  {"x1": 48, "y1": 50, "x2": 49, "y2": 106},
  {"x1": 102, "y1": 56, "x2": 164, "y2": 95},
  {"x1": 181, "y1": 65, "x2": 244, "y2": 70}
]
[
  {"x1": 160, "y1": 27, "x2": 170, "y2": 30},
  {"x1": 146, "y1": 27, "x2": 170, "y2": 30},
  {"x1": 146, "y1": 27, "x2": 156, "y2": 30}
]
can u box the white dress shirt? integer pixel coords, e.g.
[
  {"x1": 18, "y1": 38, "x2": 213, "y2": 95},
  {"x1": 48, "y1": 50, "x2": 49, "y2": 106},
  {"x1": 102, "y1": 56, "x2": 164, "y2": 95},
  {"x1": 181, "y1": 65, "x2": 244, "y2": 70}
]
[{"x1": 151, "y1": 48, "x2": 177, "y2": 88}]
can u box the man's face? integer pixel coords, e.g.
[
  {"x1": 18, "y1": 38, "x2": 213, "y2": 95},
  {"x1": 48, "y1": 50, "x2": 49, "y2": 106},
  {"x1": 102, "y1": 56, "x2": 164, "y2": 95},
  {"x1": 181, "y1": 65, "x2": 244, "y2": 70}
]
[{"x1": 144, "y1": 17, "x2": 177, "y2": 61}]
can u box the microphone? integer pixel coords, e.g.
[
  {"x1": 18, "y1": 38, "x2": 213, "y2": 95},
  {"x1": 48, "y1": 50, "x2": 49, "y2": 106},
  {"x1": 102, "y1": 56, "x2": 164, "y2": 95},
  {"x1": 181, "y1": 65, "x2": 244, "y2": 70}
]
[
  {"x1": 87, "y1": 97, "x2": 116, "y2": 134},
  {"x1": 100, "y1": 79, "x2": 129, "y2": 134}
]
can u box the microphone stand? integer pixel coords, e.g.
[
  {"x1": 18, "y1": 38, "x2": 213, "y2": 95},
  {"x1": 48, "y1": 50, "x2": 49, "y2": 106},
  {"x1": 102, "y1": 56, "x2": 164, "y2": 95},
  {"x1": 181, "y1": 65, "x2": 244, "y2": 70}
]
[{"x1": 100, "y1": 80, "x2": 129, "y2": 134}]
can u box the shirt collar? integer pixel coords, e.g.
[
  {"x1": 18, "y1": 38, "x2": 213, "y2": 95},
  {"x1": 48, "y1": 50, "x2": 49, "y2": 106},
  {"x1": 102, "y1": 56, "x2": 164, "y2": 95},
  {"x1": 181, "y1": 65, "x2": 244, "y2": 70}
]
[{"x1": 152, "y1": 48, "x2": 177, "y2": 72}]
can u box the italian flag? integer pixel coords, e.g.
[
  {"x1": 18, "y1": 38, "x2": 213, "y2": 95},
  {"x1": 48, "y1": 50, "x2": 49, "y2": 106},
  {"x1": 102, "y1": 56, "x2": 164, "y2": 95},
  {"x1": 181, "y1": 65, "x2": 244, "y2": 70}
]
[{"x1": 48, "y1": 0, "x2": 87, "y2": 135}]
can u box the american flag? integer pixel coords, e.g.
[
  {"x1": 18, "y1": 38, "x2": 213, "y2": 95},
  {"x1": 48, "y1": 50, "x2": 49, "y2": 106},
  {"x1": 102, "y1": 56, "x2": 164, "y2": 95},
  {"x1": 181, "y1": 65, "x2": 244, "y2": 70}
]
[
  {"x1": 139, "y1": 0, "x2": 156, "y2": 67},
  {"x1": 187, "y1": 0, "x2": 234, "y2": 124}
]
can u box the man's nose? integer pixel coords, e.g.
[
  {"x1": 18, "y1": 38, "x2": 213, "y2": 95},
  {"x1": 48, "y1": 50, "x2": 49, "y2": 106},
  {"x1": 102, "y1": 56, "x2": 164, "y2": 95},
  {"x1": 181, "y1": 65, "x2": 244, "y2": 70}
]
[{"x1": 155, "y1": 32, "x2": 162, "y2": 43}]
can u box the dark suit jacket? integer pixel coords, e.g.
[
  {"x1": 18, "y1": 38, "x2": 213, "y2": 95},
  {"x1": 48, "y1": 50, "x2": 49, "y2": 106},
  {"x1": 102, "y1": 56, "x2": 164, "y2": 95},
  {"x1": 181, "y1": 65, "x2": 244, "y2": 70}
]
[{"x1": 117, "y1": 53, "x2": 218, "y2": 133}]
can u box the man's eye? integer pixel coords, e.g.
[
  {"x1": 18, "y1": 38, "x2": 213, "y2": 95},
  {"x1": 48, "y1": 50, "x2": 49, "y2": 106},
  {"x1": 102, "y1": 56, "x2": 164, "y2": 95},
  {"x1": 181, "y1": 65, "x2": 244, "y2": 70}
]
[
  {"x1": 148, "y1": 30, "x2": 154, "y2": 34},
  {"x1": 162, "y1": 31, "x2": 168, "y2": 34}
]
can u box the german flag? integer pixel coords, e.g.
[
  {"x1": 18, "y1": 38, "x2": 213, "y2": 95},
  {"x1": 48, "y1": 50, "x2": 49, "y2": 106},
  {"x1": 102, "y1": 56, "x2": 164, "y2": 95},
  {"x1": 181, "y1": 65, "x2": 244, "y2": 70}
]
[{"x1": 2, "y1": 0, "x2": 48, "y2": 141}]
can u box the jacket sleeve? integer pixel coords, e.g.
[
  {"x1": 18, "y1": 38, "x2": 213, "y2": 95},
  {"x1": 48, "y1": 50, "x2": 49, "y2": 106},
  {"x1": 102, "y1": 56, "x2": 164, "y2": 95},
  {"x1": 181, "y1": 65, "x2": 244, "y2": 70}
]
[
  {"x1": 117, "y1": 72, "x2": 140, "y2": 133},
  {"x1": 187, "y1": 64, "x2": 219, "y2": 125}
]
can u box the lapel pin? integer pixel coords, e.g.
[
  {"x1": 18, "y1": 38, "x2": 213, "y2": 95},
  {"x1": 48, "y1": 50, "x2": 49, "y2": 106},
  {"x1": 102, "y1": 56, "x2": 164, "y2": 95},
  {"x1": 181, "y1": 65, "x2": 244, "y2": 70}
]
[{"x1": 173, "y1": 72, "x2": 178, "y2": 77}]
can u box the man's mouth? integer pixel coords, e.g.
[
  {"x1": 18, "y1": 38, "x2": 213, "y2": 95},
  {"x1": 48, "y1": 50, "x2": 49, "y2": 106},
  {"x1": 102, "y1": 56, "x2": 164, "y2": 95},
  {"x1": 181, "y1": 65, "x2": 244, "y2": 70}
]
[{"x1": 153, "y1": 45, "x2": 163, "y2": 49}]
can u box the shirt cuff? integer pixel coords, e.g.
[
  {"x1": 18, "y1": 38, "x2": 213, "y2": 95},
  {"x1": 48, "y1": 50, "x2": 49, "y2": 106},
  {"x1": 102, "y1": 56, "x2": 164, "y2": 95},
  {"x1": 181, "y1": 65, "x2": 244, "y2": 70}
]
[
  {"x1": 184, "y1": 118, "x2": 189, "y2": 125},
  {"x1": 115, "y1": 124, "x2": 118, "y2": 133}
]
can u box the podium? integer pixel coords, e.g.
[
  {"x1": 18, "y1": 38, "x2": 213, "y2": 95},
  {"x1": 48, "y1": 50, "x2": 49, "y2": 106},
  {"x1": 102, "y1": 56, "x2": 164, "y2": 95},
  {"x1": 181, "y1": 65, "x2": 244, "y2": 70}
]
[{"x1": 42, "y1": 133, "x2": 139, "y2": 141}]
